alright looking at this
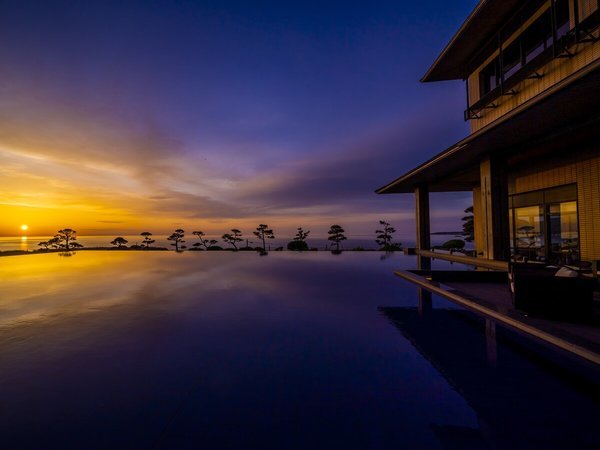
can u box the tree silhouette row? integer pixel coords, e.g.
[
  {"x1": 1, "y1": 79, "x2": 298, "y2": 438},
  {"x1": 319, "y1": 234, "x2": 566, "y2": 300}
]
[{"x1": 38, "y1": 221, "x2": 403, "y2": 253}]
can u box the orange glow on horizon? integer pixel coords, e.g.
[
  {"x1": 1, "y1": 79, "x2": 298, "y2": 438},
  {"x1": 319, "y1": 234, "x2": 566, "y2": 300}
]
[{"x1": 0, "y1": 201, "x2": 414, "y2": 239}]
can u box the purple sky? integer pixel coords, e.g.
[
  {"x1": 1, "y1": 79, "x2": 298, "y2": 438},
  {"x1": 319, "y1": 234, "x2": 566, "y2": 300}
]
[{"x1": 0, "y1": 0, "x2": 477, "y2": 238}]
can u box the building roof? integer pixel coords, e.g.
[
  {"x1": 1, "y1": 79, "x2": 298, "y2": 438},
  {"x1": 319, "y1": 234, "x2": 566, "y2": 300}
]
[
  {"x1": 377, "y1": 60, "x2": 600, "y2": 194},
  {"x1": 421, "y1": 0, "x2": 525, "y2": 82}
]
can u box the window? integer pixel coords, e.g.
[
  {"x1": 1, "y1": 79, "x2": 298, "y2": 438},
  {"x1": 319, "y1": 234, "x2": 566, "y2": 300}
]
[
  {"x1": 555, "y1": 0, "x2": 571, "y2": 38},
  {"x1": 548, "y1": 201, "x2": 579, "y2": 263},
  {"x1": 522, "y1": 11, "x2": 553, "y2": 63},
  {"x1": 510, "y1": 185, "x2": 579, "y2": 264},
  {"x1": 479, "y1": 58, "x2": 500, "y2": 97},
  {"x1": 502, "y1": 41, "x2": 523, "y2": 80},
  {"x1": 477, "y1": 0, "x2": 572, "y2": 98},
  {"x1": 514, "y1": 205, "x2": 546, "y2": 261}
]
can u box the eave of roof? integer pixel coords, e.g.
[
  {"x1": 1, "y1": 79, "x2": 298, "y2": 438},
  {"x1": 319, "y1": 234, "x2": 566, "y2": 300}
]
[
  {"x1": 377, "y1": 59, "x2": 600, "y2": 194},
  {"x1": 421, "y1": 0, "x2": 524, "y2": 82}
]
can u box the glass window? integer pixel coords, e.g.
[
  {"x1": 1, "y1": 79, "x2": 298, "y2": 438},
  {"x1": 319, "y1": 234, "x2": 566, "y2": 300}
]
[
  {"x1": 544, "y1": 183, "x2": 577, "y2": 203},
  {"x1": 555, "y1": 0, "x2": 571, "y2": 38},
  {"x1": 514, "y1": 205, "x2": 545, "y2": 261},
  {"x1": 510, "y1": 186, "x2": 580, "y2": 264},
  {"x1": 478, "y1": 0, "x2": 573, "y2": 98},
  {"x1": 479, "y1": 58, "x2": 500, "y2": 96},
  {"x1": 548, "y1": 201, "x2": 579, "y2": 264},
  {"x1": 523, "y1": 11, "x2": 552, "y2": 63},
  {"x1": 512, "y1": 190, "x2": 544, "y2": 208},
  {"x1": 502, "y1": 42, "x2": 522, "y2": 80}
]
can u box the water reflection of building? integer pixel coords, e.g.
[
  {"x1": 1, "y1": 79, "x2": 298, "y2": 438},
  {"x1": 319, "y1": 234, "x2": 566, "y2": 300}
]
[
  {"x1": 379, "y1": 305, "x2": 600, "y2": 450},
  {"x1": 377, "y1": 0, "x2": 600, "y2": 267}
]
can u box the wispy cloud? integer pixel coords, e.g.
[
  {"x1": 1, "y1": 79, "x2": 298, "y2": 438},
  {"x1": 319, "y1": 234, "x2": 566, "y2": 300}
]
[
  {"x1": 234, "y1": 115, "x2": 466, "y2": 211},
  {"x1": 0, "y1": 89, "x2": 470, "y2": 236}
]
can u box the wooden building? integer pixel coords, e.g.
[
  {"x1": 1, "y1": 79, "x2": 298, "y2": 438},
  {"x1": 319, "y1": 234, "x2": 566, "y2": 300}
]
[{"x1": 378, "y1": 0, "x2": 600, "y2": 268}]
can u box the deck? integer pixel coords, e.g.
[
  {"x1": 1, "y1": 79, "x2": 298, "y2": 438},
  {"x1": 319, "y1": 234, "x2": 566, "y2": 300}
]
[{"x1": 395, "y1": 269, "x2": 600, "y2": 366}]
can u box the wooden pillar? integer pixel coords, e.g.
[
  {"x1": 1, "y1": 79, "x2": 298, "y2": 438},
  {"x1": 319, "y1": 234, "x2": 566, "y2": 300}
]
[
  {"x1": 472, "y1": 186, "x2": 485, "y2": 257},
  {"x1": 480, "y1": 157, "x2": 510, "y2": 261},
  {"x1": 415, "y1": 185, "x2": 431, "y2": 270}
]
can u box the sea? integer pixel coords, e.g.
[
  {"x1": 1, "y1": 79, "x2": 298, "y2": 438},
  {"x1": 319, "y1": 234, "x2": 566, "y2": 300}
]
[
  {"x1": 0, "y1": 233, "x2": 468, "y2": 252},
  {"x1": 1, "y1": 251, "x2": 596, "y2": 449}
]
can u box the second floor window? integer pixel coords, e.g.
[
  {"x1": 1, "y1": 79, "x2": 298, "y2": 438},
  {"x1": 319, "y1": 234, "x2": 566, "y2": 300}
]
[
  {"x1": 478, "y1": 0, "x2": 571, "y2": 98},
  {"x1": 502, "y1": 43, "x2": 522, "y2": 80},
  {"x1": 480, "y1": 58, "x2": 500, "y2": 97},
  {"x1": 522, "y1": 11, "x2": 553, "y2": 63}
]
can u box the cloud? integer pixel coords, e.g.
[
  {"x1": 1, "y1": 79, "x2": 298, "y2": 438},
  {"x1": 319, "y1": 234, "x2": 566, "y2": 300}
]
[
  {"x1": 144, "y1": 189, "x2": 248, "y2": 219},
  {"x1": 234, "y1": 115, "x2": 467, "y2": 212},
  {"x1": 0, "y1": 70, "x2": 470, "y2": 235},
  {"x1": 0, "y1": 83, "x2": 240, "y2": 219}
]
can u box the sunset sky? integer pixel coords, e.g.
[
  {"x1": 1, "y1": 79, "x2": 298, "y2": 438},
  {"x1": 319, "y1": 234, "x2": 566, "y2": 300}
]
[{"x1": 0, "y1": 0, "x2": 476, "y2": 238}]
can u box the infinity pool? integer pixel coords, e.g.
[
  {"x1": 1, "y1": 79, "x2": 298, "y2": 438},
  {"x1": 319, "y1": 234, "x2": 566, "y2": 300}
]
[{"x1": 0, "y1": 252, "x2": 598, "y2": 449}]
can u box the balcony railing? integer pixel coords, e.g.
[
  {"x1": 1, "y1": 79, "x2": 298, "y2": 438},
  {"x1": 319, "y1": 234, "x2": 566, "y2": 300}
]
[{"x1": 465, "y1": 7, "x2": 600, "y2": 122}]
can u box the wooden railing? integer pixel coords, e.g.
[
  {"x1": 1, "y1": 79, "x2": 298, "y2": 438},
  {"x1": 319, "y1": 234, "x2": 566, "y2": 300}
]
[{"x1": 417, "y1": 249, "x2": 509, "y2": 271}]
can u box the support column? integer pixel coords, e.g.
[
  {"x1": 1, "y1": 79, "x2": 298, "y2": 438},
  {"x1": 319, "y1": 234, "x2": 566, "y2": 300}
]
[
  {"x1": 415, "y1": 185, "x2": 431, "y2": 270},
  {"x1": 472, "y1": 186, "x2": 485, "y2": 257},
  {"x1": 480, "y1": 157, "x2": 510, "y2": 261}
]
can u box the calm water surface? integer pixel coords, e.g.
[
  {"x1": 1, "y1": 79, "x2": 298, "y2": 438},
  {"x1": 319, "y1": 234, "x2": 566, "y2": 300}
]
[
  {"x1": 0, "y1": 252, "x2": 598, "y2": 449},
  {"x1": 0, "y1": 234, "x2": 467, "y2": 252}
]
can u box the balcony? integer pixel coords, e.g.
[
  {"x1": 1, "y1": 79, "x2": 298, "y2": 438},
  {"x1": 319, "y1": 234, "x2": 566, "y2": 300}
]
[{"x1": 465, "y1": 7, "x2": 600, "y2": 121}]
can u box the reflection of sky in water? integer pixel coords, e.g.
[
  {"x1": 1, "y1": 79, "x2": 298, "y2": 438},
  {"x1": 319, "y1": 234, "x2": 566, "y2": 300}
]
[{"x1": 0, "y1": 252, "x2": 597, "y2": 449}]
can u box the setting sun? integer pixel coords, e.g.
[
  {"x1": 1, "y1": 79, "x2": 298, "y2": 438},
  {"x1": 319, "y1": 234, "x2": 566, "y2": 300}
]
[{"x1": 20, "y1": 224, "x2": 28, "y2": 231}]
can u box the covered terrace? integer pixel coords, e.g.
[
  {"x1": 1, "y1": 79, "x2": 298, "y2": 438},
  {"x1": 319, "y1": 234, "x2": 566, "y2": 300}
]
[{"x1": 376, "y1": 58, "x2": 600, "y2": 269}]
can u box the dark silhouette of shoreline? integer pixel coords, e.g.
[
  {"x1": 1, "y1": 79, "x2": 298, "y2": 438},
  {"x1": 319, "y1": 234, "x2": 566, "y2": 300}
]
[
  {"x1": 0, "y1": 246, "x2": 401, "y2": 257},
  {"x1": 0, "y1": 219, "x2": 427, "y2": 257}
]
